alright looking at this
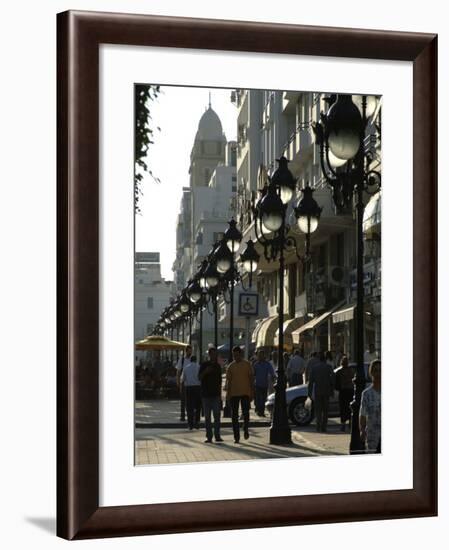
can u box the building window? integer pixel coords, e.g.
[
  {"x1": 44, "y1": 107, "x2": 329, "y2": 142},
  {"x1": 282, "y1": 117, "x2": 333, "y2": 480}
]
[
  {"x1": 213, "y1": 232, "x2": 225, "y2": 243},
  {"x1": 147, "y1": 297, "x2": 154, "y2": 309},
  {"x1": 204, "y1": 168, "x2": 211, "y2": 184}
]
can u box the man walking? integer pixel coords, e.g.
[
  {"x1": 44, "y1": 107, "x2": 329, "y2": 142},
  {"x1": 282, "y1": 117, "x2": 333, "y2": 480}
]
[
  {"x1": 198, "y1": 347, "x2": 223, "y2": 443},
  {"x1": 253, "y1": 349, "x2": 276, "y2": 416},
  {"x1": 226, "y1": 346, "x2": 254, "y2": 443},
  {"x1": 307, "y1": 351, "x2": 335, "y2": 432},
  {"x1": 180, "y1": 354, "x2": 201, "y2": 430},
  {"x1": 176, "y1": 345, "x2": 192, "y2": 421},
  {"x1": 286, "y1": 349, "x2": 306, "y2": 387},
  {"x1": 360, "y1": 360, "x2": 381, "y2": 453},
  {"x1": 334, "y1": 355, "x2": 355, "y2": 432}
]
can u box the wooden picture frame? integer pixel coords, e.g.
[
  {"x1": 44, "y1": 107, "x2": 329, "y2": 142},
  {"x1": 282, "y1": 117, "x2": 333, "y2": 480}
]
[{"x1": 57, "y1": 10, "x2": 437, "y2": 540}]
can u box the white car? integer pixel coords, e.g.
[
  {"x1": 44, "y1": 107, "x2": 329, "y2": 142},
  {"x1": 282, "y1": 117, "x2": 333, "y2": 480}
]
[{"x1": 265, "y1": 363, "x2": 371, "y2": 426}]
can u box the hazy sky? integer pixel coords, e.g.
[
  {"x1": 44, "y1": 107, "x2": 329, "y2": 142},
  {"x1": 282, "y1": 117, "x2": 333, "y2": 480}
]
[{"x1": 135, "y1": 86, "x2": 238, "y2": 280}]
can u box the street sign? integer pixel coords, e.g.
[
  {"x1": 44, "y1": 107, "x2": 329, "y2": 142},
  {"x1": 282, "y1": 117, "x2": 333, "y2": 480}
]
[{"x1": 238, "y1": 292, "x2": 259, "y2": 317}]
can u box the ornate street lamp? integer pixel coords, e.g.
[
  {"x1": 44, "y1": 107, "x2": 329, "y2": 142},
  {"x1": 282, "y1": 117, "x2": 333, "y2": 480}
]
[
  {"x1": 254, "y1": 157, "x2": 322, "y2": 445},
  {"x1": 240, "y1": 239, "x2": 259, "y2": 287},
  {"x1": 214, "y1": 219, "x2": 243, "y2": 363},
  {"x1": 224, "y1": 218, "x2": 243, "y2": 253},
  {"x1": 187, "y1": 278, "x2": 202, "y2": 304},
  {"x1": 313, "y1": 93, "x2": 381, "y2": 453}
]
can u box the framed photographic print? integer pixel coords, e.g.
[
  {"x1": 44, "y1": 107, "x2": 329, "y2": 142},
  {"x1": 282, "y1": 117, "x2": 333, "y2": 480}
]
[{"x1": 57, "y1": 10, "x2": 437, "y2": 540}]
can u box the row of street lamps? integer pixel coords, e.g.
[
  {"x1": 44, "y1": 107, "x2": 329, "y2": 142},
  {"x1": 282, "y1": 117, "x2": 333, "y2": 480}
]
[{"x1": 152, "y1": 94, "x2": 380, "y2": 451}]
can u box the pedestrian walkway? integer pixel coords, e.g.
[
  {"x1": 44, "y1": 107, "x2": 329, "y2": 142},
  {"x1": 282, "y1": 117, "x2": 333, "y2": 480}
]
[
  {"x1": 135, "y1": 399, "x2": 270, "y2": 428},
  {"x1": 135, "y1": 420, "x2": 350, "y2": 465}
]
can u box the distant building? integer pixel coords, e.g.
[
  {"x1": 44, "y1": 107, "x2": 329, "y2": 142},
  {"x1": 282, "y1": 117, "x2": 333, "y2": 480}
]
[
  {"x1": 135, "y1": 252, "x2": 174, "y2": 343},
  {"x1": 172, "y1": 102, "x2": 240, "y2": 353}
]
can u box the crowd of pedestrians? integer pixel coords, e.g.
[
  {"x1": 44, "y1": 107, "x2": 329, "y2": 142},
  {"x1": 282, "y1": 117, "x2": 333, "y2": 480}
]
[{"x1": 157, "y1": 344, "x2": 381, "y2": 453}]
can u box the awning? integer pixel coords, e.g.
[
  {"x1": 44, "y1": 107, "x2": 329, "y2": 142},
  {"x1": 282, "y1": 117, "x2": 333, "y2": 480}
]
[
  {"x1": 332, "y1": 304, "x2": 356, "y2": 324},
  {"x1": 251, "y1": 319, "x2": 265, "y2": 344},
  {"x1": 291, "y1": 301, "x2": 345, "y2": 344},
  {"x1": 274, "y1": 316, "x2": 305, "y2": 347},
  {"x1": 252, "y1": 315, "x2": 279, "y2": 348}
]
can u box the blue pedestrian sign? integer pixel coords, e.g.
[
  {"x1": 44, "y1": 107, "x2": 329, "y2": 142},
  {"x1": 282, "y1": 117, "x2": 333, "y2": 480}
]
[{"x1": 238, "y1": 293, "x2": 259, "y2": 317}]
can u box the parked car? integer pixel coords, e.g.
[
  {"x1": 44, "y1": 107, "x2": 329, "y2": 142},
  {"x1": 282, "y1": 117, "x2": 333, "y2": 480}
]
[{"x1": 265, "y1": 363, "x2": 371, "y2": 426}]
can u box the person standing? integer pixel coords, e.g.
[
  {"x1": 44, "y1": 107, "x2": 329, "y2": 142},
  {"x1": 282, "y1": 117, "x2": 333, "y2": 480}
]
[
  {"x1": 364, "y1": 343, "x2": 377, "y2": 364},
  {"x1": 253, "y1": 349, "x2": 276, "y2": 417},
  {"x1": 334, "y1": 355, "x2": 355, "y2": 432},
  {"x1": 305, "y1": 351, "x2": 319, "y2": 383},
  {"x1": 180, "y1": 354, "x2": 201, "y2": 430},
  {"x1": 360, "y1": 360, "x2": 381, "y2": 453},
  {"x1": 325, "y1": 350, "x2": 335, "y2": 368},
  {"x1": 286, "y1": 349, "x2": 306, "y2": 387},
  {"x1": 176, "y1": 345, "x2": 192, "y2": 421},
  {"x1": 198, "y1": 347, "x2": 223, "y2": 443},
  {"x1": 226, "y1": 346, "x2": 254, "y2": 443},
  {"x1": 307, "y1": 351, "x2": 335, "y2": 432},
  {"x1": 270, "y1": 350, "x2": 279, "y2": 375}
]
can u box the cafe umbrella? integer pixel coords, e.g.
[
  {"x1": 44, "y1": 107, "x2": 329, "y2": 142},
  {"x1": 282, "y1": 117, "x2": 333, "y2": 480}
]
[{"x1": 135, "y1": 335, "x2": 188, "y2": 351}]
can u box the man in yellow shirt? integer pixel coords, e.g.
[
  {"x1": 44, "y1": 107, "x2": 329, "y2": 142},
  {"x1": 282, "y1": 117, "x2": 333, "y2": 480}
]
[{"x1": 225, "y1": 346, "x2": 254, "y2": 443}]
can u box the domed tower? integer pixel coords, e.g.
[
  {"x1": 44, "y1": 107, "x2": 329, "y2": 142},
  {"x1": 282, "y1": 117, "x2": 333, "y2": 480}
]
[{"x1": 189, "y1": 101, "x2": 227, "y2": 188}]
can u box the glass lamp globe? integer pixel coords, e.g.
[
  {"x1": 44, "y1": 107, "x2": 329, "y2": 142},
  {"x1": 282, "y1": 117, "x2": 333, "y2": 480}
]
[
  {"x1": 326, "y1": 95, "x2": 363, "y2": 161},
  {"x1": 199, "y1": 276, "x2": 208, "y2": 289},
  {"x1": 189, "y1": 290, "x2": 201, "y2": 303},
  {"x1": 328, "y1": 129, "x2": 360, "y2": 160},
  {"x1": 227, "y1": 239, "x2": 240, "y2": 253},
  {"x1": 297, "y1": 215, "x2": 319, "y2": 234},
  {"x1": 216, "y1": 257, "x2": 231, "y2": 273},
  {"x1": 262, "y1": 211, "x2": 283, "y2": 232},
  {"x1": 243, "y1": 259, "x2": 258, "y2": 273},
  {"x1": 353, "y1": 95, "x2": 378, "y2": 118},
  {"x1": 280, "y1": 185, "x2": 294, "y2": 204},
  {"x1": 206, "y1": 275, "x2": 219, "y2": 288},
  {"x1": 224, "y1": 219, "x2": 242, "y2": 252},
  {"x1": 180, "y1": 302, "x2": 190, "y2": 313},
  {"x1": 328, "y1": 149, "x2": 347, "y2": 168}
]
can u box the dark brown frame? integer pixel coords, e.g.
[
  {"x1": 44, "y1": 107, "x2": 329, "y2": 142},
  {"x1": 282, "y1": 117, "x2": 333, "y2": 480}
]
[{"x1": 57, "y1": 10, "x2": 438, "y2": 540}]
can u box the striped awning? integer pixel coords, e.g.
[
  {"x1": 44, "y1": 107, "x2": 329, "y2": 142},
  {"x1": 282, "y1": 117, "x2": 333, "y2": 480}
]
[
  {"x1": 291, "y1": 301, "x2": 345, "y2": 344},
  {"x1": 332, "y1": 304, "x2": 356, "y2": 324},
  {"x1": 252, "y1": 315, "x2": 279, "y2": 348},
  {"x1": 274, "y1": 316, "x2": 305, "y2": 347}
]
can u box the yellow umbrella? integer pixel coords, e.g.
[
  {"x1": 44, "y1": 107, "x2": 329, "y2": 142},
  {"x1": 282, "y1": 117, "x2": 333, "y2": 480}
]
[{"x1": 135, "y1": 335, "x2": 188, "y2": 351}]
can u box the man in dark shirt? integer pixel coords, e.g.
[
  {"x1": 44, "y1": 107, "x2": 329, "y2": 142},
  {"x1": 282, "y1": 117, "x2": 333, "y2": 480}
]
[
  {"x1": 198, "y1": 347, "x2": 223, "y2": 443},
  {"x1": 308, "y1": 351, "x2": 336, "y2": 433},
  {"x1": 253, "y1": 349, "x2": 276, "y2": 416}
]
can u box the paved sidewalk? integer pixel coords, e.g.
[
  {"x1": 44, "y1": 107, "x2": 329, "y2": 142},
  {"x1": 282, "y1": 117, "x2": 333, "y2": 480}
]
[
  {"x1": 135, "y1": 420, "x2": 350, "y2": 465},
  {"x1": 135, "y1": 399, "x2": 270, "y2": 428}
]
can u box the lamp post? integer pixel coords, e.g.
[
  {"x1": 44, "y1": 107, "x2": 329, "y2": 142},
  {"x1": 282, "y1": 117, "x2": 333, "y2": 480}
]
[
  {"x1": 254, "y1": 157, "x2": 322, "y2": 445},
  {"x1": 313, "y1": 94, "x2": 381, "y2": 453},
  {"x1": 187, "y1": 277, "x2": 203, "y2": 358},
  {"x1": 213, "y1": 219, "x2": 243, "y2": 362}
]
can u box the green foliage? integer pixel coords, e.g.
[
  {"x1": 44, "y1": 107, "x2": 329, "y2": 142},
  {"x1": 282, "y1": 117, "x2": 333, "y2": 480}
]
[{"x1": 134, "y1": 84, "x2": 160, "y2": 213}]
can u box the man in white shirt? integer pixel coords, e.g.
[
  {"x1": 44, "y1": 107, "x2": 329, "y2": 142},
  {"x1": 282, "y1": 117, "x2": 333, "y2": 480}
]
[
  {"x1": 180, "y1": 355, "x2": 201, "y2": 430},
  {"x1": 176, "y1": 345, "x2": 192, "y2": 421},
  {"x1": 364, "y1": 343, "x2": 377, "y2": 364}
]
